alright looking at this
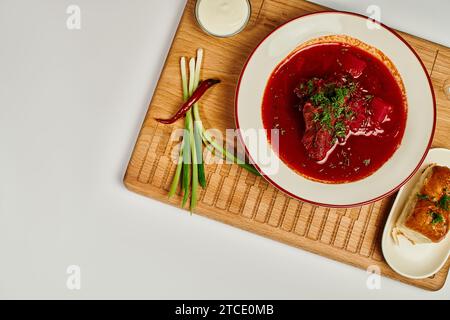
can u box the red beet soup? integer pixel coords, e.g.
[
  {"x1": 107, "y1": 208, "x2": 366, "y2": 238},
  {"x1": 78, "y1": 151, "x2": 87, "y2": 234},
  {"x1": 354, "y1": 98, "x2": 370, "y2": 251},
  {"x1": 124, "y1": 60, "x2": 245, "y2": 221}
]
[{"x1": 262, "y1": 42, "x2": 407, "y2": 183}]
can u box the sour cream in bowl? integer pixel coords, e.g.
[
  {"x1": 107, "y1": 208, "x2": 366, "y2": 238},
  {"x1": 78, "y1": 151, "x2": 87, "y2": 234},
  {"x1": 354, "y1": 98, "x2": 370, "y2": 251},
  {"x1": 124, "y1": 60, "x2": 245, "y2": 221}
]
[{"x1": 195, "y1": 0, "x2": 251, "y2": 37}]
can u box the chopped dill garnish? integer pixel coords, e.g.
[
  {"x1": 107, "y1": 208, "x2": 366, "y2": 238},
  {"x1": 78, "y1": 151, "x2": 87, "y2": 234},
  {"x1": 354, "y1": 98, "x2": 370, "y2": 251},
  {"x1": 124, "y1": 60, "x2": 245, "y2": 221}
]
[
  {"x1": 429, "y1": 211, "x2": 444, "y2": 225},
  {"x1": 416, "y1": 193, "x2": 429, "y2": 200},
  {"x1": 334, "y1": 121, "x2": 346, "y2": 138},
  {"x1": 437, "y1": 193, "x2": 449, "y2": 211}
]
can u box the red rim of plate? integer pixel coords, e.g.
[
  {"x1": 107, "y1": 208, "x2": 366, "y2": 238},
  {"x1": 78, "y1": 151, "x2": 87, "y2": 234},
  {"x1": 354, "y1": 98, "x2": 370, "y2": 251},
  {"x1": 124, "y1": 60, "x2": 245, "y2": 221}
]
[{"x1": 234, "y1": 11, "x2": 436, "y2": 208}]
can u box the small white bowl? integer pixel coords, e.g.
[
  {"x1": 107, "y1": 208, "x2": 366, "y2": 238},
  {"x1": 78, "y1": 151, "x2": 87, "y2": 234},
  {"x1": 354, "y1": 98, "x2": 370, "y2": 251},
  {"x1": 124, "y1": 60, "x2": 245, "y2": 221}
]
[
  {"x1": 381, "y1": 148, "x2": 450, "y2": 280},
  {"x1": 195, "y1": 0, "x2": 252, "y2": 38},
  {"x1": 235, "y1": 11, "x2": 435, "y2": 207}
]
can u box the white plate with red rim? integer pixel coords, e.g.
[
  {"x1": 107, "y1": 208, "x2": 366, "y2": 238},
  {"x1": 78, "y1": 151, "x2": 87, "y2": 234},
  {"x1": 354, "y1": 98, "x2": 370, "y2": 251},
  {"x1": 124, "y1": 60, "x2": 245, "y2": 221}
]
[
  {"x1": 235, "y1": 11, "x2": 436, "y2": 207},
  {"x1": 381, "y1": 148, "x2": 450, "y2": 280}
]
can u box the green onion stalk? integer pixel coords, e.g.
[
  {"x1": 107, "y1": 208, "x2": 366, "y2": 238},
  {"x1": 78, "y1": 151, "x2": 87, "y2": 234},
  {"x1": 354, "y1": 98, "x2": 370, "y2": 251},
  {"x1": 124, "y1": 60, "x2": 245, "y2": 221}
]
[{"x1": 168, "y1": 49, "x2": 260, "y2": 211}]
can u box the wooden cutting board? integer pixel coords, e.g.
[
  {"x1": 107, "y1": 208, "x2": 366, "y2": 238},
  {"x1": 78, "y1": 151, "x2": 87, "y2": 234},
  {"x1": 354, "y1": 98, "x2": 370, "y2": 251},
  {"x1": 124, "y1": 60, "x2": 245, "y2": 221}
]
[{"x1": 124, "y1": 0, "x2": 450, "y2": 290}]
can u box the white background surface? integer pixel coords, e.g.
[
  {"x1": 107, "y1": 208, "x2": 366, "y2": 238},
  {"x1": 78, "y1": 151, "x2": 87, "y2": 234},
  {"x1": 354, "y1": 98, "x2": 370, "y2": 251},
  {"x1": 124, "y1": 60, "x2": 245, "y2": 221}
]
[{"x1": 0, "y1": 0, "x2": 449, "y2": 299}]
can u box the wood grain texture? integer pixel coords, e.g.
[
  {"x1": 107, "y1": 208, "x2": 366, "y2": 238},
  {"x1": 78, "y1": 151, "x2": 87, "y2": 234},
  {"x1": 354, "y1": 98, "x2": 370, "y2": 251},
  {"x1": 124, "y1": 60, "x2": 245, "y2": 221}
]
[{"x1": 124, "y1": 0, "x2": 450, "y2": 290}]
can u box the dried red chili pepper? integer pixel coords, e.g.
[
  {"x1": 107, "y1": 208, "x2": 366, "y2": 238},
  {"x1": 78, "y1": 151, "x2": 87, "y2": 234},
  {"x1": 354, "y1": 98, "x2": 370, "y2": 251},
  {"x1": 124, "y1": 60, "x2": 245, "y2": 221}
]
[{"x1": 155, "y1": 79, "x2": 221, "y2": 124}]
